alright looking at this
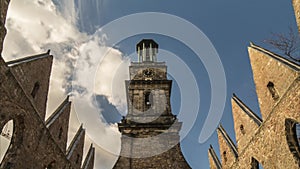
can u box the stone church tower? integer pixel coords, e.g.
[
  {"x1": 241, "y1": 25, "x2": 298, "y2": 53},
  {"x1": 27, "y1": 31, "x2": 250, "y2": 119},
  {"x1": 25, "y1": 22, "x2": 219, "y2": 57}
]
[{"x1": 113, "y1": 39, "x2": 191, "y2": 169}]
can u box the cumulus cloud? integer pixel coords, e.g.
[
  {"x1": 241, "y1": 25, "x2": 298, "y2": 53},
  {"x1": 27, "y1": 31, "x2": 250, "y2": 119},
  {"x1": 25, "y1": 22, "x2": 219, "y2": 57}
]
[
  {"x1": 1, "y1": 0, "x2": 128, "y2": 168},
  {"x1": 94, "y1": 95, "x2": 122, "y2": 124}
]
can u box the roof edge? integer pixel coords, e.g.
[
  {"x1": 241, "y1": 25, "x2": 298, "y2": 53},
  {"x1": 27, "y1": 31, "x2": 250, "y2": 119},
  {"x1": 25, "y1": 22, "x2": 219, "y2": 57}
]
[
  {"x1": 46, "y1": 96, "x2": 70, "y2": 127},
  {"x1": 209, "y1": 145, "x2": 222, "y2": 169},
  {"x1": 232, "y1": 93, "x2": 262, "y2": 126},
  {"x1": 66, "y1": 125, "x2": 85, "y2": 159},
  {"x1": 249, "y1": 42, "x2": 300, "y2": 71},
  {"x1": 82, "y1": 144, "x2": 95, "y2": 169},
  {"x1": 6, "y1": 50, "x2": 52, "y2": 66},
  {"x1": 218, "y1": 124, "x2": 238, "y2": 158}
]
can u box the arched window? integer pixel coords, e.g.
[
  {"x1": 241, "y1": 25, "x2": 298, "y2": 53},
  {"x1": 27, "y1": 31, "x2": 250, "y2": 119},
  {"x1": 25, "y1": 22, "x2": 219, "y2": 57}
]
[
  {"x1": 144, "y1": 91, "x2": 153, "y2": 111},
  {"x1": 58, "y1": 127, "x2": 63, "y2": 140},
  {"x1": 285, "y1": 119, "x2": 300, "y2": 163},
  {"x1": 222, "y1": 151, "x2": 227, "y2": 163},
  {"x1": 145, "y1": 92, "x2": 151, "y2": 106},
  {"x1": 31, "y1": 82, "x2": 40, "y2": 98},
  {"x1": 267, "y1": 82, "x2": 279, "y2": 100},
  {"x1": 45, "y1": 160, "x2": 55, "y2": 169},
  {"x1": 75, "y1": 154, "x2": 80, "y2": 164},
  {"x1": 0, "y1": 120, "x2": 14, "y2": 163},
  {"x1": 251, "y1": 157, "x2": 263, "y2": 169},
  {"x1": 240, "y1": 124, "x2": 245, "y2": 135}
]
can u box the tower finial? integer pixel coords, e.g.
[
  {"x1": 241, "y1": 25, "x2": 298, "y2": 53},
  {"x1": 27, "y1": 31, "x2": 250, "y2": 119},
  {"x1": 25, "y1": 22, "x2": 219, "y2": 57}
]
[{"x1": 136, "y1": 39, "x2": 158, "y2": 63}]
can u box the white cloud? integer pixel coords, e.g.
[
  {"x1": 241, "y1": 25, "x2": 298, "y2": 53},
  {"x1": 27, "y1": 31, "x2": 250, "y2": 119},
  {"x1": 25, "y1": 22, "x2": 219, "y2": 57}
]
[{"x1": 1, "y1": 0, "x2": 128, "y2": 168}]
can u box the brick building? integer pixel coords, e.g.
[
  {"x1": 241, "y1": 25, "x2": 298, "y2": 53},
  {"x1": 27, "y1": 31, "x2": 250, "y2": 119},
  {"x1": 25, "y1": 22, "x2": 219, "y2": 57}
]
[
  {"x1": 208, "y1": 1, "x2": 300, "y2": 169},
  {"x1": 0, "y1": 0, "x2": 94, "y2": 168}
]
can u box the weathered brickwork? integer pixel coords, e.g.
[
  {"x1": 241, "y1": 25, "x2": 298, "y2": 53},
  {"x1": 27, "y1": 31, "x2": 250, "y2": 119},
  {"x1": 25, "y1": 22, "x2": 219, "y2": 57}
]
[
  {"x1": 231, "y1": 95, "x2": 262, "y2": 154},
  {"x1": 248, "y1": 44, "x2": 299, "y2": 120},
  {"x1": 0, "y1": 54, "x2": 95, "y2": 169},
  {"x1": 209, "y1": 44, "x2": 300, "y2": 169},
  {"x1": 7, "y1": 53, "x2": 53, "y2": 120},
  {"x1": 209, "y1": 2, "x2": 300, "y2": 168},
  {"x1": 293, "y1": 0, "x2": 300, "y2": 32},
  {"x1": 113, "y1": 39, "x2": 191, "y2": 169},
  {"x1": 208, "y1": 36, "x2": 300, "y2": 169},
  {"x1": 0, "y1": 0, "x2": 95, "y2": 168},
  {"x1": 208, "y1": 145, "x2": 221, "y2": 169}
]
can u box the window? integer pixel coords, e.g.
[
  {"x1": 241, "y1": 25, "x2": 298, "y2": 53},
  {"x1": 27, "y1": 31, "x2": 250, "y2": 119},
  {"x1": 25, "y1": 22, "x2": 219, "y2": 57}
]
[
  {"x1": 75, "y1": 154, "x2": 80, "y2": 164},
  {"x1": 285, "y1": 119, "x2": 300, "y2": 162},
  {"x1": 31, "y1": 82, "x2": 40, "y2": 98},
  {"x1": 267, "y1": 82, "x2": 279, "y2": 100},
  {"x1": 45, "y1": 160, "x2": 55, "y2": 169},
  {"x1": 223, "y1": 151, "x2": 227, "y2": 163},
  {"x1": 251, "y1": 157, "x2": 263, "y2": 169},
  {"x1": 58, "y1": 127, "x2": 63, "y2": 140},
  {"x1": 240, "y1": 124, "x2": 245, "y2": 135},
  {"x1": 145, "y1": 92, "x2": 152, "y2": 106},
  {"x1": 251, "y1": 157, "x2": 258, "y2": 169},
  {"x1": 0, "y1": 120, "x2": 13, "y2": 163}
]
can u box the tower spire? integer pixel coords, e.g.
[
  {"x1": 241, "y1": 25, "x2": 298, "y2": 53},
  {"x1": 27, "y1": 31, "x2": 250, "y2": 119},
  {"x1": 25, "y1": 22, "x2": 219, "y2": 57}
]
[{"x1": 136, "y1": 39, "x2": 158, "y2": 62}]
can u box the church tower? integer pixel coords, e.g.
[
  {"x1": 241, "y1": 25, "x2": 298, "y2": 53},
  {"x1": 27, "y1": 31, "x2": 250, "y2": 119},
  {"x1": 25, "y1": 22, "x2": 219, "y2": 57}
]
[{"x1": 113, "y1": 39, "x2": 191, "y2": 169}]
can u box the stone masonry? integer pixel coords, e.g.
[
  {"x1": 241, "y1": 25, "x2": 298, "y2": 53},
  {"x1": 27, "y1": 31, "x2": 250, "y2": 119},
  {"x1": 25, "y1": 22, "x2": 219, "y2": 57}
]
[
  {"x1": 293, "y1": 0, "x2": 300, "y2": 32},
  {"x1": 113, "y1": 39, "x2": 191, "y2": 169},
  {"x1": 208, "y1": 1, "x2": 300, "y2": 169},
  {"x1": 0, "y1": 0, "x2": 95, "y2": 168}
]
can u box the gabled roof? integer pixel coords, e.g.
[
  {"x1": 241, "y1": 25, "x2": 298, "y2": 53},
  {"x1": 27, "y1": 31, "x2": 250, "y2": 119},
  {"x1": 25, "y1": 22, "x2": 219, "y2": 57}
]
[
  {"x1": 249, "y1": 43, "x2": 300, "y2": 71},
  {"x1": 46, "y1": 96, "x2": 70, "y2": 128},
  {"x1": 208, "y1": 145, "x2": 222, "y2": 169},
  {"x1": 82, "y1": 144, "x2": 95, "y2": 169},
  {"x1": 232, "y1": 94, "x2": 262, "y2": 126},
  {"x1": 218, "y1": 125, "x2": 238, "y2": 158},
  {"x1": 66, "y1": 125, "x2": 85, "y2": 159},
  {"x1": 6, "y1": 50, "x2": 51, "y2": 66}
]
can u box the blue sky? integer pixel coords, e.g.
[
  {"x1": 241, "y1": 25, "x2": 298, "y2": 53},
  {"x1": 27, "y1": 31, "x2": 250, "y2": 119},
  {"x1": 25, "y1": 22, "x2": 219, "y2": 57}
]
[{"x1": 2, "y1": 0, "x2": 298, "y2": 169}]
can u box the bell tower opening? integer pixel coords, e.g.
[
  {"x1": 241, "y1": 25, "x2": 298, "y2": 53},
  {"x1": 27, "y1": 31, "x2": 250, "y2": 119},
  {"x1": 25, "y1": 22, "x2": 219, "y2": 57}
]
[{"x1": 136, "y1": 39, "x2": 158, "y2": 62}]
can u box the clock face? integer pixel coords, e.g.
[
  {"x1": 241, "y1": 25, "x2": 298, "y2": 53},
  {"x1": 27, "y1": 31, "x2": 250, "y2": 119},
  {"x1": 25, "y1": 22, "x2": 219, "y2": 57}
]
[{"x1": 143, "y1": 69, "x2": 154, "y2": 77}]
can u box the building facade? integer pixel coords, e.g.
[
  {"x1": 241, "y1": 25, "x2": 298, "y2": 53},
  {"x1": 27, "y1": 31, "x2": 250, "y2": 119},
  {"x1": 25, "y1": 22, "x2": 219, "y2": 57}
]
[
  {"x1": 0, "y1": 0, "x2": 94, "y2": 168},
  {"x1": 113, "y1": 39, "x2": 191, "y2": 169},
  {"x1": 208, "y1": 1, "x2": 300, "y2": 169}
]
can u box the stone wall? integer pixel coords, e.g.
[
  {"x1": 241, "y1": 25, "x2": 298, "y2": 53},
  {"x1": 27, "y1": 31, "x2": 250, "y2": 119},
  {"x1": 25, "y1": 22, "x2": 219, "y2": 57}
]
[
  {"x1": 0, "y1": 0, "x2": 95, "y2": 168},
  {"x1": 114, "y1": 144, "x2": 191, "y2": 169},
  {"x1": 231, "y1": 95, "x2": 261, "y2": 154},
  {"x1": 208, "y1": 44, "x2": 300, "y2": 169},
  {"x1": 114, "y1": 40, "x2": 191, "y2": 169},
  {"x1": 208, "y1": 2, "x2": 300, "y2": 166},
  {"x1": 293, "y1": 0, "x2": 300, "y2": 32},
  {"x1": 0, "y1": 52, "x2": 95, "y2": 169}
]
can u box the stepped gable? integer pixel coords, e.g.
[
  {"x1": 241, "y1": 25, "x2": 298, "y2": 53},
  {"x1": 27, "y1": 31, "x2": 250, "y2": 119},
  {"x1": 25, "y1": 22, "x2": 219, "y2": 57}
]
[
  {"x1": 82, "y1": 144, "x2": 95, "y2": 169},
  {"x1": 248, "y1": 43, "x2": 299, "y2": 119},
  {"x1": 66, "y1": 125, "x2": 86, "y2": 169},
  {"x1": 7, "y1": 51, "x2": 53, "y2": 120},
  {"x1": 231, "y1": 94, "x2": 262, "y2": 152},
  {"x1": 208, "y1": 145, "x2": 222, "y2": 169},
  {"x1": 46, "y1": 96, "x2": 71, "y2": 153}
]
